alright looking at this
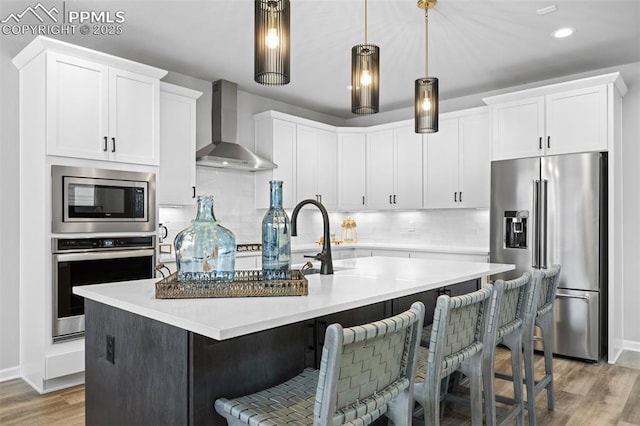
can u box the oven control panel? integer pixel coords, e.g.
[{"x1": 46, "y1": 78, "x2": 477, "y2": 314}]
[{"x1": 53, "y1": 236, "x2": 155, "y2": 252}]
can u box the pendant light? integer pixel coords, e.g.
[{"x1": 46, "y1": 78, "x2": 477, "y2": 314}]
[
  {"x1": 415, "y1": 0, "x2": 438, "y2": 133},
  {"x1": 255, "y1": 0, "x2": 290, "y2": 85},
  {"x1": 351, "y1": 0, "x2": 379, "y2": 114}
]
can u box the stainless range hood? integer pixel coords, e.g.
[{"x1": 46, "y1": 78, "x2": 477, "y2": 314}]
[{"x1": 196, "y1": 80, "x2": 277, "y2": 171}]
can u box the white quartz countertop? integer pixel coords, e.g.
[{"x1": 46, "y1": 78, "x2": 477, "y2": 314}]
[{"x1": 74, "y1": 256, "x2": 513, "y2": 341}]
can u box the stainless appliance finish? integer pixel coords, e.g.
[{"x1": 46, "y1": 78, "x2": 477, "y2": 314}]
[
  {"x1": 52, "y1": 236, "x2": 155, "y2": 342},
  {"x1": 52, "y1": 165, "x2": 156, "y2": 233},
  {"x1": 196, "y1": 80, "x2": 277, "y2": 171},
  {"x1": 490, "y1": 152, "x2": 607, "y2": 362}
]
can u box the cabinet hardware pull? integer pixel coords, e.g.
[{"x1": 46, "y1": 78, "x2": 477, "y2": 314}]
[
  {"x1": 389, "y1": 195, "x2": 392, "y2": 204},
  {"x1": 111, "y1": 137, "x2": 116, "y2": 152},
  {"x1": 459, "y1": 192, "x2": 462, "y2": 202},
  {"x1": 547, "y1": 136, "x2": 551, "y2": 149},
  {"x1": 362, "y1": 196, "x2": 365, "y2": 205},
  {"x1": 192, "y1": 186, "x2": 196, "y2": 198},
  {"x1": 539, "y1": 137, "x2": 542, "y2": 149},
  {"x1": 319, "y1": 194, "x2": 322, "y2": 203},
  {"x1": 454, "y1": 192, "x2": 457, "y2": 202},
  {"x1": 393, "y1": 194, "x2": 396, "y2": 204},
  {"x1": 103, "y1": 136, "x2": 108, "y2": 152}
]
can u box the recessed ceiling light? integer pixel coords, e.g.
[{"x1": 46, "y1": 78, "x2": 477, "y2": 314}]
[{"x1": 552, "y1": 27, "x2": 575, "y2": 38}]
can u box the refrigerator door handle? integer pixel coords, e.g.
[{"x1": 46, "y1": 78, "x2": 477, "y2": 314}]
[
  {"x1": 540, "y1": 179, "x2": 548, "y2": 269},
  {"x1": 556, "y1": 293, "x2": 591, "y2": 301},
  {"x1": 532, "y1": 179, "x2": 540, "y2": 268}
]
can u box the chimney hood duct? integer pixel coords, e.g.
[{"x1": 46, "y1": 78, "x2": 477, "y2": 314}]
[{"x1": 196, "y1": 80, "x2": 277, "y2": 171}]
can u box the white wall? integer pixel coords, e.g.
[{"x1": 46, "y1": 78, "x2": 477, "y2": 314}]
[
  {"x1": 0, "y1": 38, "x2": 22, "y2": 380},
  {"x1": 620, "y1": 63, "x2": 640, "y2": 348}
]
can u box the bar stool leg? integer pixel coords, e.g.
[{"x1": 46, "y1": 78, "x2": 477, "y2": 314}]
[
  {"x1": 483, "y1": 352, "x2": 497, "y2": 426},
  {"x1": 523, "y1": 328, "x2": 537, "y2": 426},
  {"x1": 504, "y1": 334, "x2": 525, "y2": 426},
  {"x1": 539, "y1": 315, "x2": 555, "y2": 410}
]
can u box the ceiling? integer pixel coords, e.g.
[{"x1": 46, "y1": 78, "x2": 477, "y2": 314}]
[{"x1": 4, "y1": 0, "x2": 640, "y2": 118}]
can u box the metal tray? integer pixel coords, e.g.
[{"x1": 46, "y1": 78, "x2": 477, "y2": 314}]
[{"x1": 155, "y1": 269, "x2": 308, "y2": 299}]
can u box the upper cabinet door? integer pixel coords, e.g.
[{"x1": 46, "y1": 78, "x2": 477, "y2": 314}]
[
  {"x1": 459, "y1": 112, "x2": 490, "y2": 208},
  {"x1": 295, "y1": 125, "x2": 318, "y2": 203},
  {"x1": 46, "y1": 52, "x2": 109, "y2": 160},
  {"x1": 295, "y1": 125, "x2": 337, "y2": 209},
  {"x1": 255, "y1": 118, "x2": 297, "y2": 209},
  {"x1": 108, "y1": 68, "x2": 159, "y2": 165},
  {"x1": 314, "y1": 128, "x2": 338, "y2": 210},
  {"x1": 490, "y1": 96, "x2": 544, "y2": 161},
  {"x1": 423, "y1": 118, "x2": 459, "y2": 209},
  {"x1": 338, "y1": 133, "x2": 366, "y2": 211},
  {"x1": 393, "y1": 125, "x2": 423, "y2": 209},
  {"x1": 366, "y1": 129, "x2": 395, "y2": 210},
  {"x1": 45, "y1": 52, "x2": 160, "y2": 165},
  {"x1": 545, "y1": 85, "x2": 607, "y2": 156},
  {"x1": 158, "y1": 85, "x2": 200, "y2": 206}
]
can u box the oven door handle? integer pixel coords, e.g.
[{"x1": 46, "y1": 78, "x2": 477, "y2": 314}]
[{"x1": 54, "y1": 248, "x2": 156, "y2": 262}]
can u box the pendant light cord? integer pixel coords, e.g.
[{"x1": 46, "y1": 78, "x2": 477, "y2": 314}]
[
  {"x1": 364, "y1": 0, "x2": 368, "y2": 45},
  {"x1": 425, "y1": 7, "x2": 429, "y2": 76}
]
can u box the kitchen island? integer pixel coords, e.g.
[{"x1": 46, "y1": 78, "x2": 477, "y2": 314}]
[{"x1": 74, "y1": 256, "x2": 514, "y2": 425}]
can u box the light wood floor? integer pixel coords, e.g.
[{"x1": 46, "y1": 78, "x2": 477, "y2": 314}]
[{"x1": 1, "y1": 349, "x2": 639, "y2": 425}]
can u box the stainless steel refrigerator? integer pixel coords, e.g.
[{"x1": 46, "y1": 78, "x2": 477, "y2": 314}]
[{"x1": 490, "y1": 152, "x2": 607, "y2": 362}]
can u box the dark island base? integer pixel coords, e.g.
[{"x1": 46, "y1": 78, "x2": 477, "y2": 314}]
[{"x1": 85, "y1": 279, "x2": 477, "y2": 425}]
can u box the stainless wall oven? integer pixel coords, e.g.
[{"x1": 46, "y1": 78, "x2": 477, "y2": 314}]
[
  {"x1": 52, "y1": 236, "x2": 155, "y2": 342},
  {"x1": 52, "y1": 165, "x2": 156, "y2": 233}
]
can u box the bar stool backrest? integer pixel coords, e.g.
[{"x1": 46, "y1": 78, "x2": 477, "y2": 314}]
[
  {"x1": 427, "y1": 286, "x2": 493, "y2": 380},
  {"x1": 527, "y1": 264, "x2": 562, "y2": 326},
  {"x1": 486, "y1": 272, "x2": 532, "y2": 347},
  {"x1": 314, "y1": 301, "x2": 425, "y2": 426}
]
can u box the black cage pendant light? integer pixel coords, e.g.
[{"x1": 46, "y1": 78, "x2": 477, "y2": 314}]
[
  {"x1": 255, "y1": 0, "x2": 290, "y2": 85},
  {"x1": 415, "y1": 0, "x2": 438, "y2": 133},
  {"x1": 351, "y1": 0, "x2": 380, "y2": 114}
]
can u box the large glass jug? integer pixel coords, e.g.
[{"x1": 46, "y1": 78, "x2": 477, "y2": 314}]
[{"x1": 174, "y1": 196, "x2": 236, "y2": 282}]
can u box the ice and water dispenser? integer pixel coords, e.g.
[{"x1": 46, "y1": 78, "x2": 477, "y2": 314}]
[{"x1": 503, "y1": 210, "x2": 528, "y2": 249}]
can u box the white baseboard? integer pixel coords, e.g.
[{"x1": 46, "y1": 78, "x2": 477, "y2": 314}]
[
  {"x1": 0, "y1": 366, "x2": 20, "y2": 382},
  {"x1": 623, "y1": 340, "x2": 640, "y2": 352}
]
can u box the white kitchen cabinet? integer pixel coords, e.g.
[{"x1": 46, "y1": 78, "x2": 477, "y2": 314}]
[
  {"x1": 337, "y1": 132, "x2": 366, "y2": 211},
  {"x1": 11, "y1": 36, "x2": 167, "y2": 394},
  {"x1": 236, "y1": 256, "x2": 260, "y2": 270},
  {"x1": 158, "y1": 82, "x2": 202, "y2": 206},
  {"x1": 370, "y1": 249, "x2": 410, "y2": 258},
  {"x1": 485, "y1": 73, "x2": 624, "y2": 161},
  {"x1": 366, "y1": 123, "x2": 422, "y2": 210},
  {"x1": 46, "y1": 51, "x2": 163, "y2": 165},
  {"x1": 409, "y1": 251, "x2": 488, "y2": 263},
  {"x1": 254, "y1": 116, "x2": 297, "y2": 209},
  {"x1": 296, "y1": 125, "x2": 338, "y2": 209},
  {"x1": 353, "y1": 249, "x2": 373, "y2": 258},
  {"x1": 367, "y1": 129, "x2": 395, "y2": 209},
  {"x1": 423, "y1": 107, "x2": 490, "y2": 209}
]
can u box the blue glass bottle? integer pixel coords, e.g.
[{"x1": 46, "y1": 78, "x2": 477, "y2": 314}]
[
  {"x1": 262, "y1": 181, "x2": 291, "y2": 281},
  {"x1": 174, "y1": 195, "x2": 236, "y2": 282}
]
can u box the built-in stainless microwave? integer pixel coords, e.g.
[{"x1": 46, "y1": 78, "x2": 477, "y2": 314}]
[{"x1": 52, "y1": 165, "x2": 156, "y2": 233}]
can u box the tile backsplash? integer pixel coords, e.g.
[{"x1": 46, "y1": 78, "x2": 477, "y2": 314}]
[{"x1": 159, "y1": 167, "x2": 489, "y2": 249}]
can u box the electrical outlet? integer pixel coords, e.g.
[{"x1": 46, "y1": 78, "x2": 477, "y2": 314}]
[
  {"x1": 106, "y1": 334, "x2": 115, "y2": 364},
  {"x1": 408, "y1": 221, "x2": 416, "y2": 232}
]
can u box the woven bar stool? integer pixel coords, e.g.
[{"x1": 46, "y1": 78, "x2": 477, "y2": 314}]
[
  {"x1": 214, "y1": 301, "x2": 425, "y2": 426},
  {"x1": 523, "y1": 264, "x2": 562, "y2": 425},
  {"x1": 413, "y1": 286, "x2": 493, "y2": 426},
  {"x1": 483, "y1": 272, "x2": 532, "y2": 426}
]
